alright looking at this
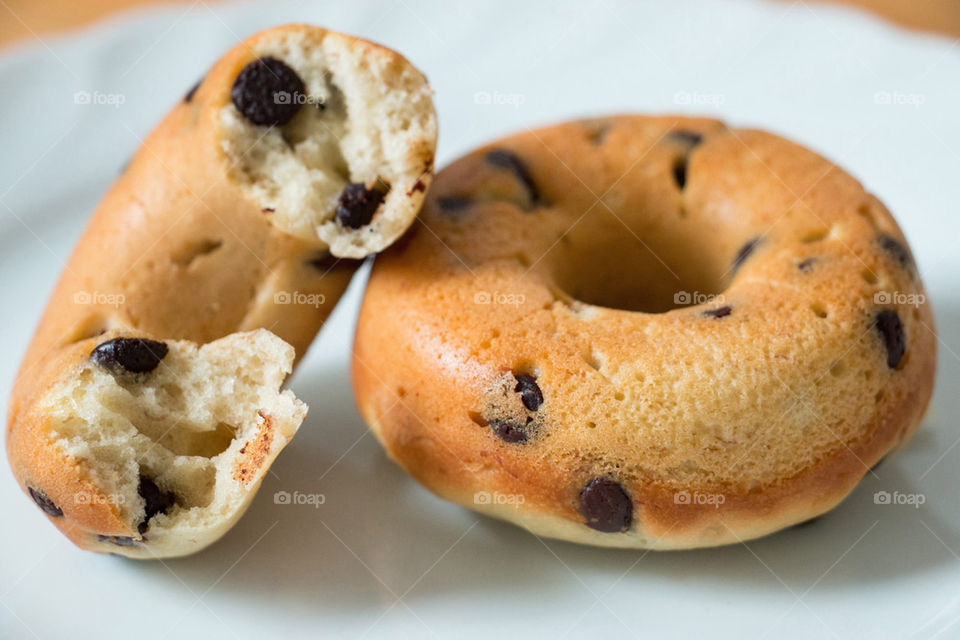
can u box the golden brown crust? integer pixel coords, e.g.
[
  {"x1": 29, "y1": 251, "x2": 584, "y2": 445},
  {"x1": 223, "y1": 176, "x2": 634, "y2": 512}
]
[
  {"x1": 232, "y1": 412, "x2": 276, "y2": 485},
  {"x1": 352, "y1": 115, "x2": 936, "y2": 549}
]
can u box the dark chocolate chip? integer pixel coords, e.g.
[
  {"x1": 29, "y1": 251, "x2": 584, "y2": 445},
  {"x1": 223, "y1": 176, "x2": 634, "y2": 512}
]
[
  {"x1": 489, "y1": 418, "x2": 532, "y2": 444},
  {"x1": 702, "y1": 305, "x2": 732, "y2": 318},
  {"x1": 668, "y1": 130, "x2": 704, "y2": 147},
  {"x1": 137, "y1": 476, "x2": 175, "y2": 534},
  {"x1": 875, "y1": 309, "x2": 906, "y2": 369},
  {"x1": 485, "y1": 149, "x2": 540, "y2": 207},
  {"x1": 438, "y1": 195, "x2": 472, "y2": 213},
  {"x1": 672, "y1": 157, "x2": 688, "y2": 190},
  {"x1": 230, "y1": 57, "x2": 305, "y2": 126},
  {"x1": 97, "y1": 535, "x2": 139, "y2": 547},
  {"x1": 732, "y1": 237, "x2": 762, "y2": 274},
  {"x1": 335, "y1": 182, "x2": 386, "y2": 229},
  {"x1": 28, "y1": 487, "x2": 63, "y2": 518},
  {"x1": 184, "y1": 79, "x2": 201, "y2": 103},
  {"x1": 798, "y1": 257, "x2": 816, "y2": 272},
  {"x1": 579, "y1": 477, "x2": 633, "y2": 533},
  {"x1": 90, "y1": 338, "x2": 168, "y2": 374},
  {"x1": 513, "y1": 373, "x2": 543, "y2": 411},
  {"x1": 878, "y1": 234, "x2": 913, "y2": 270}
]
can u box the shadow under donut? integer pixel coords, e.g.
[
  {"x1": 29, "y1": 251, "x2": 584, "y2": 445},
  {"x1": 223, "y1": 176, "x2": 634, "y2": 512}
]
[{"x1": 135, "y1": 302, "x2": 960, "y2": 616}]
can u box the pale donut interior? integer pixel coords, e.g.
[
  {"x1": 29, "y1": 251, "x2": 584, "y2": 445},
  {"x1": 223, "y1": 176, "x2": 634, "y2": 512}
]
[
  {"x1": 219, "y1": 30, "x2": 437, "y2": 258},
  {"x1": 41, "y1": 329, "x2": 304, "y2": 557}
]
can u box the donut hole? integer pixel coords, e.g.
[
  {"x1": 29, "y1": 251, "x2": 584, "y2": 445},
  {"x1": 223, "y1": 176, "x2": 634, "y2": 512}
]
[{"x1": 547, "y1": 214, "x2": 726, "y2": 313}]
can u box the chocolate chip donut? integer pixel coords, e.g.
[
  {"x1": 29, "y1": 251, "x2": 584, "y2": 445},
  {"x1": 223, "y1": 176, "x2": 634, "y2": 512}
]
[
  {"x1": 7, "y1": 24, "x2": 436, "y2": 558},
  {"x1": 352, "y1": 116, "x2": 936, "y2": 549}
]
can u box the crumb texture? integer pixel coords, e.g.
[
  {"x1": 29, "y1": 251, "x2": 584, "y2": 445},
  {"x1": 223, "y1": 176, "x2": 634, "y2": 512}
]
[
  {"x1": 220, "y1": 29, "x2": 437, "y2": 258},
  {"x1": 44, "y1": 329, "x2": 304, "y2": 557}
]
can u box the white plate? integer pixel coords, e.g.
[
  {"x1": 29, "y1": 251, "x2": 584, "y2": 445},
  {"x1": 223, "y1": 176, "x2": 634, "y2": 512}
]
[{"x1": 1, "y1": 1, "x2": 959, "y2": 638}]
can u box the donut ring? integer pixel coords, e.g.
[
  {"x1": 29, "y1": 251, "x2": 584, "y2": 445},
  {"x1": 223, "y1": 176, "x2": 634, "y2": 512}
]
[
  {"x1": 7, "y1": 24, "x2": 436, "y2": 557},
  {"x1": 352, "y1": 115, "x2": 935, "y2": 549}
]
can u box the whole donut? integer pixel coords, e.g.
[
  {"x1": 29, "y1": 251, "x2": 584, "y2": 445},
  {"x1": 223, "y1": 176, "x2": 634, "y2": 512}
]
[
  {"x1": 352, "y1": 115, "x2": 935, "y2": 549},
  {"x1": 7, "y1": 24, "x2": 437, "y2": 557}
]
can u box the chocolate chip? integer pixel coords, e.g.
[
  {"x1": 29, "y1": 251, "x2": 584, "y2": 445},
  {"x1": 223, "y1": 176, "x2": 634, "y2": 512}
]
[
  {"x1": 335, "y1": 182, "x2": 386, "y2": 228},
  {"x1": 438, "y1": 195, "x2": 472, "y2": 213},
  {"x1": 579, "y1": 478, "x2": 633, "y2": 533},
  {"x1": 878, "y1": 234, "x2": 913, "y2": 270},
  {"x1": 668, "y1": 130, "x2": 703, "y2": 147},
  {"x1": 875, "y1": 309, "x2": 906, "y2": 369},
  {"x1": 672, "y1": 158, "x2": 688, "y2": 189},
  {"x1": 489, "y1": 417, "x2": 532, "y2": 444},
  {"x1": 513, "y1": 373, "x2": 543, "y2": 411},
  {"x1": 798, "y1": 257, "x2": 816, "y2": 272},
  {"x1": 137, "y1": 476, "x2": 175, "y2": 534},
  {"x1": 702, "y1": 305, "x2": 732, "y2": 318},
  {"x1": 28, "y1": 487, "x2": 63, "y2": 518},
  {"x1": 485, "y1": 149, "x2": 540, "y2": 207},
  {"x1": 230, "y1": 57, "x2": 305, "y2": 126},
  {"x1": 91, "y1": 338, "x2": 168, "y2": 374},
  {"x1": 97, "y1": 535, "x2": 139, "y2": 547},
  {"x1": 184, "y1": 79, "x2": 201, "y2": 103},
  {"x1": 732, "y1": 237, "x2": 762, "y2": 274}
]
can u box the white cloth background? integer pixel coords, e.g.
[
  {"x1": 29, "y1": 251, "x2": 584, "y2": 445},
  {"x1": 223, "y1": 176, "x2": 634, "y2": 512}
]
[{"x1": 0, "y1": 1, "x2": 958, "y2": 637}]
